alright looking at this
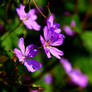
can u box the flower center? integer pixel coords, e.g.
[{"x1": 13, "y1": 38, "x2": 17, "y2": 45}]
[
  {"x1": 23, "y1": 15, "x2": 30, "y2": 21},
  {"x1": 45, "y1": 42, "x2": 48, "y2": 47}
]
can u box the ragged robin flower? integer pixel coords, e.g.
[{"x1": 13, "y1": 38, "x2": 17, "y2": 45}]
[
  {"x1": 14, "y1": 37, "x2": 42, "y2": 72},
  {"x1": 16, "y1": 4, "x2": 41, "y2": 31},
  {"x1": 40, "y1": 14, "x2": 65, "y2": 59}
]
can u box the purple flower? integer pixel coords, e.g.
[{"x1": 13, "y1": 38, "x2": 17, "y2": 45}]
[
  {"x1": 60, "y1": 58, "x2": 72, "y2": 73},
  {"x1": 69, "y1": 69, "x2": 88, "y2": 88},
  {"x1": 47, "y1": 14, "x2": 62, "y2": 33},
  {"x1": 60, "y1": 58, "x2": 88, "y2": 88},
  {"x1": 63, "y1": 20, "x2": 76, "y2": 36},
  {"x1": 16, "y1": 4, "x2": 41, "y2": 31},
  {"x1": 40, "y1": 14, "x2": 65, "y2": 59},
  {"x1": 14, "y1": 37, "x2": 42, "y2": 72},
  {"x1": 44, "y1": 74, "x2": 53, "y2": 84}
]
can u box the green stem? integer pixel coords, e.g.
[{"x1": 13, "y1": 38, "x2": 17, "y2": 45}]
[{"x1": 32, "y1": 0, "x2": 47, "y2": 19}]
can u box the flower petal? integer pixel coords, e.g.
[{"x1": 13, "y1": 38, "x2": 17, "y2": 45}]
[
  {"x1": 60, "y1": 58, "x2": 72, "y2": 73},
  {"x1": 25, "y1": 44, "x2": 38, "y2": 58},
  {"x1": 40, "y1": 35, "x2": 51, "y2": 58},
  {"x1": 47, "y1": 14, "x2": 54, "y2": 27},
  {"x1": 14, "y1": 48, "x2": 23, "y2": 62},
  {"x1": 16, "y1": 4, "x2": 26, "y2": 20},
  {"x1": 43, "y1": 26, "x2": 49, "y2": 41},
  {"x1": 45, "y1": 48, "x2": 51, "y2": 58},
  {"x1": 69, "y1": 69, "x2": 88, "y2": 88},
  {"x1": 24, "y1": 62, "x2": 36, "y2": 72},
  {"x1": 51, "y1": 34, "x2": 65, "y2": 46},
  {"x1": 54, "y1": 28, "x2": 61, "y2": 33},
  {"x1": 48, "y1": 47, "x2": 64, "y2": 59},
  {"x1": 31, "y1": 20, "x2": 41, "y2": 31},
  {"x1": 63, "y1": 26, "x2": 75, "y2": 36},
  {"x1": 40, "y1": 35, "x2": 45, "y2": 46},
  {"x1": 27, "y1": 9, "x2": 37, "y2": 20},
  {"x1": 25, "y1": 44, "x2": 34, "y2": 56},
  {"x1": 24, "y1": 20, "x2": 32, "y2": 30},
  {"x1": 24, "y1": 19, "x2": 41, "y2": 31},
  {"x1": 24, "y1": 59, "x2": 42, "y2": 72},
  {"x1": 18, "y1": 37, "x2": 25, "y2": 55}
]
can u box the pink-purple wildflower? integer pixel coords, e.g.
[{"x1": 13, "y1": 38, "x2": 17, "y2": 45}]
[
  {"x1": 16, "y1": 4, "x2": 41, "y2": 31},
  {"x1": 40, "y1": 14, "x2": 65, "y2": 59},
  {"x1": 63, "y1": 20, "x2": 76, "y2": 36},
  {"x1": 60, "y1": 58, "x2": 88, "y2": 88},
  {"x1": 14, "y1": 37, "x2": 42, "y2": 72}
]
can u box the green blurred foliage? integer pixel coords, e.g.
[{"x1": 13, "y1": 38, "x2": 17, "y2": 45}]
[{"x1": 81, "y1": 31, "x2": 92, "y2": 54}]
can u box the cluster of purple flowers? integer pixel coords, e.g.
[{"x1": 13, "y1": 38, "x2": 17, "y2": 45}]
[
  {"x1": 14, "y1": 3, "x2": 88, "y2": 88},
  {"x1": 15, "y1": 4, "x2": 65, "y2": 72}
]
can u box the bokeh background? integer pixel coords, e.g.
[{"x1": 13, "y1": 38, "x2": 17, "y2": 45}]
[{"x1": 0, "y1": 0, "x2": 92, "y2": 92}]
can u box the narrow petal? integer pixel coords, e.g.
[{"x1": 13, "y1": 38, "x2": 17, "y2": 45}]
[
  {"x1": 24, "y1": 20, "x2": 32, "y2": 30},
  {"x1": 18, "y1": 37, "x2": 25, "y2": 55},
  {"x1": 60, "y1": 58, "x2": 72, "y2": 73},
  {"x1": 24, "y1": 62, "x2": 36, "y2": 72},
  {"x1": 25, "y1": 44, "x2": 38, "y2": 58},
  {"x1": 48, "y1": 47, "x2": 64, "y2": 59},
  {"x1": 54, "y1": 28, "x2": 61, "y2": 33},
  {"x1": 43, "y1": 26, "x2": 54, "y2": 41},
  {"x1": 25, "y1": 44, "x2": 34, "y2": 56},
  {"x1": 25, "y1": 59, "x2": 42, "y2": 71},
  {"x1": 51, "y1": 34, "x2": 65, "y2": 46},
  {"x1": 14, "y1": 48, "x2": 23, "y2": 62},
  {"x1": 16, "y1": 4, "x2": 26, "y2": 20},
  {"x1": 31, "y1": 20, "x2": 41, "y2": 31},
  {"x1": 25, "y1": 19, "x2": 41, "y2": 31},
  {"x1": 43, "y1": 26, "x2": 49, "y2": 41},
  {"x1": 45, "y1": 48, "x2": 51, "y2": 58},
  {"x1": 40, "y1": 35, "x2": 51, "y2": 58},
  {"x1": 27, "y1": 9, "x2": 37, "y2": 20},
  {"x1": 47, "y1": 14, "x2": 54, "y2": 27}
]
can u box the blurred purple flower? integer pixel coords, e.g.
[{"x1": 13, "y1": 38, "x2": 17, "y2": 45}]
[
  {"x1": 16, "y1": 4, "x2": 41, "y2": 31},
  {"x1": 60, "y1": 58, "x2": 72, "y2": 73},
  {"x1": 44, "y1": 74, "x2": 53, "y2": 84},
  {"x1": 69, "y1": 69, "x2": 88, "y2": 88},
  {"x1": 40, "y1": 14, "x2": 65, "y2": 59},
  {"x1": 63, "y1": 20, "x2": 76, "y2": 36},
  {"x1": 14, "y1": 37, "x2": 42, "y2": 72},
  {"x1": 60, "y1": 58, "x2": 88, "y2": 88}
]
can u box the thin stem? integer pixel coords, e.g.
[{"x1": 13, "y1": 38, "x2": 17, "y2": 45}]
[
  {"x1": 81, "y1": 0, "x2": 92, "y2": 30},
  {"x1": 74, "y1": 0, "x2": 78, "y2": 14},
  {"x1": 32, "y1": 0, "x2": 47, "y2": 19}
]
